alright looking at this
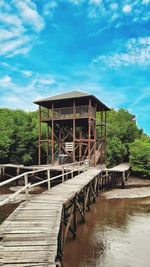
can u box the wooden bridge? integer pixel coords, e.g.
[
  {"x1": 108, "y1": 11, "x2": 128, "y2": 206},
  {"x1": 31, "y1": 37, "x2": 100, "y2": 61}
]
[{"x1": 0, "y1": 162, "x2": 130, "y2": 266}]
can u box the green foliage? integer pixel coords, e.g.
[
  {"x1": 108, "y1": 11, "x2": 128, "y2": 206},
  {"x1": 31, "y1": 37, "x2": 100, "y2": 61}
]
[
  {"x1": 0, "y1": 109, "x2": 39, "y2": 165},
  {"x1": 0, "y1": 107, "x2": 149, "y2": 177},
  {"x1": 105, "y1": 109, "x2": 143, "y2": 167},
  {"x1": 129, "y1": 135, "x2": 150, "y2": 177},
  {"x1": 0, "y1": 109, "x2": 14, "y2": 162},
  {"x1": 107, "y1": 109, "x2": 142, "y2": 141},
  {"x1": 107, "y1": 137, "x2": 127, "y2": 167}
]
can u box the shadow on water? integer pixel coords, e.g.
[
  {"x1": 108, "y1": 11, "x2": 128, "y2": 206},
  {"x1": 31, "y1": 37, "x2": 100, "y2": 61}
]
[
  {"x1": 0, "y1": 203, "x2": 18, "y2": 224},
  {"x1": 63, "y1": 196, "x2": 150, "y2": 267},
  {"x1": 0, "y1": 185, "x2": 19, "y2": 224}
]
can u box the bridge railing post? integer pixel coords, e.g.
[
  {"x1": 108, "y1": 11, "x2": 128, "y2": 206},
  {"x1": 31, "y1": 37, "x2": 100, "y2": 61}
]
[
  {"x1": 62, "y1": 166, "x2": 65, "y2": 183},
  {"x1": 78, "y1": 162, "x2": 80, "y2": 175},
  {"x1": 122, "y1": 171, "x2": 125, "y2": 188},
  {"x1": 73, "y1": 195, "x2": 77, "y2": 237},
  {"x1": 24, "y1": 174, "x2": 29, "y2": 201},
  {"x1": 47, "y1": 169, "x2": 51, "y2": 189}
]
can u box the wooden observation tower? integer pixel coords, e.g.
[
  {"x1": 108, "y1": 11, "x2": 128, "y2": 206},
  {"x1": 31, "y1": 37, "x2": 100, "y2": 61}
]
[{"x1": 34, "y1": 91, "x2": 110, "y2": 166}]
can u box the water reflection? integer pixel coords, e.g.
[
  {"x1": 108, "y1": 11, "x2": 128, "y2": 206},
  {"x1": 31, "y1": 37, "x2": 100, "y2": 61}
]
[{"x1": 63, "y1": 197, "x2": 150, "y2": 267}]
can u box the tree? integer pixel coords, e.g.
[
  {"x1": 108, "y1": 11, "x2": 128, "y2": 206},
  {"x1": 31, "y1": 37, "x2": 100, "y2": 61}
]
[
  {"x1": 106, "y1": 109, "x2": 142, "y2": 166},
  {"x1": 0, "y1": 109, "x2": 14, "y2": 162},
  {"x1": 129, "y1": 135, "x2": 150, "y2": 177},
  {"x1": 107, "y1": 108, "x2": 142, "y2": 142},
  {"x1": 107, "y1": 137, "x2": 127, "y2": 167},
  {"x1": 0, "y1": 109, "x2": 39, "y2": 165},
  {"x1": 0, "y1": 107, "x2": 148, "y2": 172}
]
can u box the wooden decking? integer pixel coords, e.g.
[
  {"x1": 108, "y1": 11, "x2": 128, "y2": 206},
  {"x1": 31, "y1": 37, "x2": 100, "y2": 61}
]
[
  {"x1": 106, "y1": 163, "x2": 130, "y2": 172},
  {"x1": 105, "y1": 163, "x2": 130, "y2": 188},
  {"x1": 0, "y1": 168, "x2": 101, "y2": 267}
]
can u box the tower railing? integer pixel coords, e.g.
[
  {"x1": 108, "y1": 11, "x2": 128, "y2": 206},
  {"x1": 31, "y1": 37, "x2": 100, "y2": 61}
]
[{"x1": 41, "y1": 105, "x2": 96, "y2": 120}]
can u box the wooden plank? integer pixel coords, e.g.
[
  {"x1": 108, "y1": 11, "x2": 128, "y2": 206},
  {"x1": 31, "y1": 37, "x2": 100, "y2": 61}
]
[
  {"x1": 0, "y1": 168, "x2": 102, "y2": 266},
  {"x1": 2, "y1": 264, "x2": 54, "y2": 267}
]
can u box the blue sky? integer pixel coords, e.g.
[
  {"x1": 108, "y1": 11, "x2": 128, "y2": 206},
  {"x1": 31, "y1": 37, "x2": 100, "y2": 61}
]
[{"x1": 0, "y1": 0, "x2": 150, "y2": 135}]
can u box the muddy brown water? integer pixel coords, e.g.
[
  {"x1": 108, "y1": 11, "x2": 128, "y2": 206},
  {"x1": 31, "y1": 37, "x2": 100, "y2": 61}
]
[
  {"x1": 62, "y1": 196, "x2": 150, "y2": 267},
  {"x1": 0, "y1": 189, "x2": 150, "y2": 267},
  {"x1": 0, "y1": 186, "x2": 19, "y2": 224}
]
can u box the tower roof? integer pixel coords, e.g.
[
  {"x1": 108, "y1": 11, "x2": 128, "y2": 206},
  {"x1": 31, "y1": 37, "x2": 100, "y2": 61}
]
[{"x1": 34, "y1": 90, "x2": 110, "y2": 111}]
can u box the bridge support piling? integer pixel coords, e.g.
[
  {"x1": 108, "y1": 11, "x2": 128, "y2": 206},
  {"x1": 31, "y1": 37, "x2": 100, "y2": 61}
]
[
  {"x1": 122, "y1": 171, "x2": 125, "y2": 188},
  {"x1": 73, "y1": 196, "x2": 77, "y2": 238},
  {"x1": 57, "y1": 219, "x2": 64, "y2": 261},
  {"x1": 0, "y1": 166, "x2": 4, "y2": 181},
  {"x1": 0, "y1": 166, "x2": 2, "y2": 181}
]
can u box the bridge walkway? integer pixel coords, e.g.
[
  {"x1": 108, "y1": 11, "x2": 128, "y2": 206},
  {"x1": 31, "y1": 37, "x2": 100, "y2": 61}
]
[{"x1": 0, "y1": 168, "x2": 101, "y2": 267}]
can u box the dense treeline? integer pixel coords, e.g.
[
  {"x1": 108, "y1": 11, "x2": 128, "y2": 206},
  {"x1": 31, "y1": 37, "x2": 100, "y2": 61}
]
[
  {"x1": 0, "y1": 108, "x2": 149, "y2": 176},
  {"x1": 106, "y1": 109, "x2": 150, "y2": 177},
  {"x1": 129, "y1": 135, "x2": 150, "y2": 177},
  {"x1": 0, "y1": 109, "x2": 38, "y2": 165}
]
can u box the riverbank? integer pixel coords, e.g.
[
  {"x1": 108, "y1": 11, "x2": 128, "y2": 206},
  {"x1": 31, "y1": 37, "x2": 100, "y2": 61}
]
[
  {"x1": 103, "y1": 176, "x2": 150, "y2": 199},
  {"x1": 1, "y1": 177, "x2": 150, "y2": 203},
  {"x1": 0, "y1": 185, "x2": 44, "y2": 203},
  {"x1": 103, "y1": 187, "x2": 150, "y2": 199}
]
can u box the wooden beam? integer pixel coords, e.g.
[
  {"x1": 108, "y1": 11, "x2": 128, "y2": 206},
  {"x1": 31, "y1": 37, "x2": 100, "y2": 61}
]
[
  {"x1": 79, "y1": 129, "x2": 82, "y2": 161},
  {"x1": 73, "y1": 101, "x2": 76, "y2": 162},
  {"x1": 76, "y1": 200, "x2": 85, "y2": 223},
  {"x1": 94, "y1": 104, "x2": 97, "y2": 166},
  {"x1": 38, "y1": 106, "x2": 41, "y2": 165},
  {"x1": 46, "y1": 111, "x2": 49, "y2": 164},
  {"x1": 63, "y1": 206, "x2": 74, "y2": 243},
  {"x1": 52, "y1": 103, "x2": 54, "y2": 165},
  {"x1": 84, "y1": 187, "x2": 90, "y2": 211},
  {"x1": 59, "y1": 124, "x2": 61, "y2": 158},
  {"x1": 104, "y1": 111, "x2": 107, "y2": 164},
  {"x1": 88, "y1": 98, "x2": 91, "y2": 161},
  {"x1": 73, "y1": 196, "x2": 77, "y2": 237}
]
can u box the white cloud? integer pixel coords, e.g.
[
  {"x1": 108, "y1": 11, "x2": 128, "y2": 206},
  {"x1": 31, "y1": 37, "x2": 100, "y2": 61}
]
[
  {"x1": 0, "y1": 13, "x2": 23, "y2": 28},
  {"x1": 0, "y1": 36, "x2": 31, "y2": 57},
  {"x1": 0, "y1": 72, "x2": 58, "y2": 110},
  {"x1": 43, "y1": 1, "x2": 58, "y2": 16},
  {"x1": 65, "y1": 0, "x2": 150, "y2": 31},
  {"x1": 89, "y1": 0, "x2": 102, "y2": 5},
  {"x1": 22, "y1": 70, "x2": 33, "y2": 77},
  {"x1": 142, "y1": 0, "x2": 150, "y2": 4},
  {"x1": 14, "y1": 0, "x2": 45, "y2": 32},
  {"x1": 38, "y1": 77, "x2": 56, "y2": 85},
  {"x1": 0, "y1": 28, "x2": 24, "y2": 41},
  {"x1": 0, "y1": 0, "x2": 45, "y2": 58},
  {"x1": 67, "y1": 0, "x2": 85, "y2": 5},
  {"x1": 122, "y1": 4, "x2": 132, "y2": 13},
  {"x1": 92, "y1": 36, "x2": 150, "y2": 68},
  {"x1": 7, "y1": 46, "x2": 33, "y2": 58},
  {"x1": 0, "y1": 75, "x2": 12, "y2": 87}
]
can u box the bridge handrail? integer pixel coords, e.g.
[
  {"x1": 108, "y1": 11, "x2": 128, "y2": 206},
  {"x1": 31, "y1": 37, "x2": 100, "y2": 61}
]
[
  {"x1": 0, "y1": 160, "x2": 87, "y2": 187},
  {"x1": 0, "y1": 183, "x2": 31, "y2": 206},
  {"x1": 0, "y1": 160, "x2": 89, "y2": 206},
  {"x1": 29, "y1": 165, "x2": 87, "y2": 189}
]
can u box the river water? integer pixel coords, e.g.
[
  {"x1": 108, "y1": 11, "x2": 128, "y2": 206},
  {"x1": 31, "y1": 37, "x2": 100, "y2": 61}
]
[
  {"x1": 1, "y1": 189, "x2": 150, "y2": 267},
  {"x1": 63, "y1": 196, "x2": 150, "y2": 267}
]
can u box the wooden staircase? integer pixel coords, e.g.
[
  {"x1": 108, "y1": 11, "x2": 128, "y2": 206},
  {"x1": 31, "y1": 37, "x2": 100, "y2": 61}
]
[{"x1": 90, "y1": 142, "x2": 106, "y2": 165}]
